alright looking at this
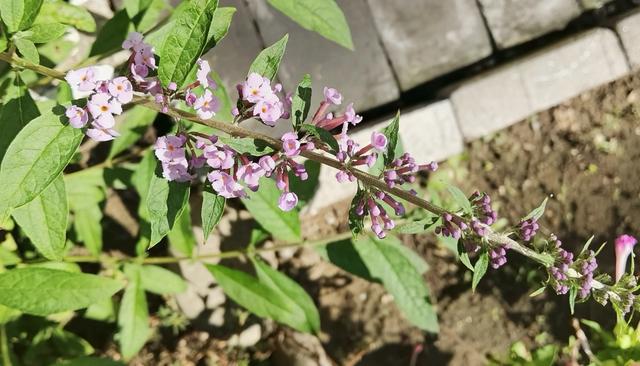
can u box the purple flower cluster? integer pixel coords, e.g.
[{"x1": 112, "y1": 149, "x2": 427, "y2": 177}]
[
  {"x1": 384, "y1": 154, "x2": 438, "y2": 189},
  {"x1": 489, "y1": 245, "x2": 507, "y2": 269},
  {"x1": 519, "y1": 218, "x2": 539, "y2": 241},
  {"x1": 234, "y1": 73, "x2": 289, "y2": 125},
  {"x1": 152, "y1": 129, "x2": 312, "y2": 212},
  {"x1": 547, "y1": 234, "x2": 574, "y2": 295},
  {"x1": 352, "y1": 189, "x2": 406, "y2": 239},
  {"x1": 435, "y1": 213, "x2": 467, "y2": 240},
  {"x1": 334, "y1": 131, "x2": 387, "y2": 183},
  {"x1": 64, "y1": 69, "x2": 133, "y2": 141},
  {"x1": 577, "y1": 250, "x2": 597, "y2": 299},
  {"x1": 469, "y1": 191, "x2": 497, "y2": 226},
  {"x1": 185, "y1": 59, "x2": 220, "y2": 120}
]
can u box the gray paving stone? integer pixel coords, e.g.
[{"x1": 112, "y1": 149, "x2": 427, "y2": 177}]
[
  {"x1": 202, "y1": 0, "x2": 264, "y2": 95},
  {"x1": 247, "y1": 0, "x2": 399, "y2": 112},
  {"x1": 452, "y1": 28, "x2": 629, "y2": 140},
  {"x1": 478, "y1": 0, "x2": 580, "y2": 48},
  {"x1": 616, "y1": 11, "x2": 640, "y2": 69},
  {"x1": 366, "y1": 0, "x2": 492, "y2": 90},
  {"x1": 305, "y1": 100, "x2": 462, "y2": 214}
]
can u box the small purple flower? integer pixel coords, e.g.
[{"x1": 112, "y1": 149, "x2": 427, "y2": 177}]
[
  {"x1": 122, "y1": 32, "x2": 144, "y2": 51},
  {"x1": 65, "y1": 105, "x2": 88, "y2": 128},
  {"x1": 87, "y1": 92, "x2": 122, "y2": 119},
  {"x1": 281, "y1": 132, "x2": 301, "y2": 157},
  {"x1": 236, "y1": 162, "x2": 265, "y2": 190},
  {"x1": 519, "y1": 218, "x2": 539, "y2": 242},
  {"x1": 278, "y1": 192, "x2": 298, "y2": 211},
  {"x1": 65, "y1": 67, "x2": 97, "y2": 92},
  {"x1": 196, "y1": 59, "x2": 217, "y2": 89},
  {"x1": 208, "y1": 171, "x2": 246, "y2": 199},
  {"x1": 154, "y1": 135, "x2": 187, "y2": 163},
  {"x1": 253, "y1": 97, "x2": 283, "y2": 125},
  {"x1": 615, "y1": 234, "x2": 638, "y2": 282},
  {"x1": 371, "y1": 131, "x2": 387, "y2": 151},
  {"x1": 259, "y1": 155, "x2": 276, "y2": 174},
  {"x1": 193, "y1": 89, "x2": 220, "y2": 120},
  {"x1": 108, "y1": 76, "x2": 133, "y2": 104},
  {"x1": 490, "y1": 246, "x2": 508, "y2": 269},
  {"x1": 161, "y1": 159, "x2": 192, "y2": 182},
  {"x1": 168, "y1": 82, "x2": 178, "y2": 91},
  {"x1": 345, "y1": 103, "x2": 362, "y2": 125},
  {"x1": 86, "y1": 126, "x2": 119, "y2": 141},
  {"x1": 242, "y1": 73, "x2": 271, "y2": 103},
  {"x1": 134, "y1": 45, "x2": 156, "y2": 70},
  {"x1": 203, "y1": 145, "x2": 234, "y2": 170},
  {"x1": 323, "y1": 87, "x2": 342, "y2": 105}
]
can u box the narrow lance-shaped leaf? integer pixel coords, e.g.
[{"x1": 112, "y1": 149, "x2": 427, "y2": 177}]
[
  {"x1": 471, "y1": 251, "x2": 489, "y2": 292},
  {"x1": 0, "y1": 0, "x2": 44, "y2": 32},
  {"x1": 252, "y1": 257, "x2": 320, "y2": 334},
  {"x1": 12, "y1": 174, "x2": 67, "y2": 260},
  {"x1": 267, "y1": 0, "x2": 353, "y2": 50},
  {"x1": 203, "y1": 6, "x2": 235, "y2": 53},
  {"x1": 207, "y1": 264, "x2": 312, "y2": 332},
  {"x1": 146, "y1": 163, "x2": 191, "y2": 247},
  {"x1": 291, "y1": 74, "x2": 312, "y2": 130},
  {"x1": 241, "y1": 177, "x2": 301, "y2": 243},
  {"x1": 138, "y1": 265, "x2": 187, "y2": 295},
  {"x1": 73, "y1": 205, "x2": 103, "y2": 257},
  {"x1": 0, "y1": 267, "x2": 124, "y2": 316},
  {"x1": 0, "y1": 73, "x2": 40, "y2": 164},
  {"x1": 353, "y1": 235, "x2": 438, "y2": 332},
  {"x1": 22, "y1": 22, "x2": 67, "y2": 43},
  {"x1": 118, "y1": 265, "x2": 150, "y2": 361},
  {"x1": 14, "y1": 37, "x2": 39, "y2": 64},
  {"x1": 301, "y1": 124, "x2": 338, "y2": 153},
  {"x1": 447, "y1": 185, "x2": 472, "y2": 215},
  {"x1": 248, "y1": 34, "x2": 288, "y2": 81},
  {"x1": 158, "y1": 0, "x2": 217, "y2": 86},
  {"x1": 0, "y1": 109, "x2": 84, "y2": 218},
  {"x1": 382, "y1": 112, "x2": 400, "y2": 166},
  {"x1": 523, "y1": 196, "x2": 548, "y2": 221},
  {"x1": 201, "y1": 187, "x2": 225, "y2": 242},
  {"x1": 348, "y1": 186, "x2": 365, "y2": 237}
]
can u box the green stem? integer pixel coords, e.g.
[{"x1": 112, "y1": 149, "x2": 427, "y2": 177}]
[
  {"x1": 0, "y1": 52, "x2": 600, "y2": 289},
  {"x1": 1, "y1": 324, "x2": 12, "y2": 366}
]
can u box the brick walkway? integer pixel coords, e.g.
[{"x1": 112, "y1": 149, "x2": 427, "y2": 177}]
[{"x1": 201, "y1": 0, "x2": 640, "y2": 212}]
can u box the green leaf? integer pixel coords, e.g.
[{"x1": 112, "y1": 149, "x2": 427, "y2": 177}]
[
  {"x1": 529, "y1": 286, "x2": 546, "y2": 297},
  {"x1": 523, "y1": 196, "x2": 548, "y2": 221},
  {"x1": 219, "y1": 136, "x2": 274, "y2": 156},
  {"x1": 124, "y1": 0, "x2": 153, "y2": 18},
  {"x1": 382, "y1": 112, "x2": 400, "y2": 166},
  {"x1": 138, "y1": 265, "x2": 187, "y2": 294},
  {"x1": 0, "y1": 109, "x2": 83, "y2": 218},
  {"x1": 0, "y1": 267, "x2": 124, "y2": 315},
  {"x1": 206, "y1": 264, "x2": 308, "y2": 331},
  {"x1": 89, "y1": 10, "x2": 131, "y2": 57},
  {"x1": 72, "y1": 204, "x2": 103, "y2": 256},
  {"x1": 201, "y1": 187, "x2": 225, "y2": 242},
  {"x1": 579, "y1": 235, "x2": 595, "y2": 256},
  {"x1": 241, "y1": 177, "x2": 301, "y2": 243},
  {"x1": 569, "y1": 286, "x2": 577, "y2": 315},
  {"x1": 0, "y1": 245, "x2": 20, "y2": 267},
  {"x1": 300, "y1": 123, "x2": 338, "y2": 153},
  {"x1": 118, "y1": 266, "x2": 150, "y2": 361},
  {"x1": 291, "y1": 74, "x2": 312, "y2": 130},
  {"x1": 394, "y1": 216, "x2": 437, "y2": 234},
  {"x1": 248, "y1": 34, "x2": 288, "y2": 81},
  {"x1": 158, "y1": 0, "x2": 217, "y2": 86},
  {"x1": 35, "y1": 0, "x2": 96, "y2": 33},
  {"x1": 12, "y1": 174, "x2": 67, "y2": 260},
  {"x1": 348, "y1": 187, "x2": 365, "y2": 237},
  {"x1": 0, "y1": 74, "x2": 39, "y2": 164},
  {"x1": 316, "y1": 239, "x2": 374, "y2": 281},
  {"x1": 457, "y1": 242, "x2": 474, "y2": 272},
  {"x1": 446, "y1": 185, "x2": 472, "y2": 215},
  {"x1": 108, "y1": 107, "x2": 157, "y2": 159},
  {"x1": 267, "y1": 0, "x2": 352, "y2": 49},
  {"x1": 146, "y1": 163, "x2": 191, "y2": 247},
  {"x1": 167, "y1": 203, "x2": 196, "y2": 257},
  {"x1": 203, "y1": 6, "x2": 235, "y2": 53},
  {"x1": 136, "y1": 0, "x2": 169, "y2": 33},
  {"x1": 23, "y1": 22, "x2": 66, "y2": 43},
  {"x1": 353, "y1": 235, "x2": 438, "y2": 332},
  {"x1": 14, "y1": 37, "x2": 38, "y2": 63},
  {"x1": 471, "y1": 251, "x2": 489, "y2": 292},
  {"x1": 0, "y1": 0, "x2": 44, "y2": 32},
  {"x1": 252, "y1": 257, "x2": 320, "y2": 333}
]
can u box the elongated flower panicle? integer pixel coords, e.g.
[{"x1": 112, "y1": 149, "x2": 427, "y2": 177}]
[
  {"x1": 333, "y1": 131, "x2": 387, "y2": 183},
  {"x1": 352, "y1": 189, "x2": 403, "y2": 239},
  {"x1": 546, "y1": 234, "x2": 573, "y2": 295},
  {"x1": 383, "y1": 153, "x2": 438, "y2": 189}
]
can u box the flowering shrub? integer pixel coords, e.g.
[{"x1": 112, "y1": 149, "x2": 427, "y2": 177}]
[{"x1": 0, "y1": 0, "x2": 637, "y2": 363}]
